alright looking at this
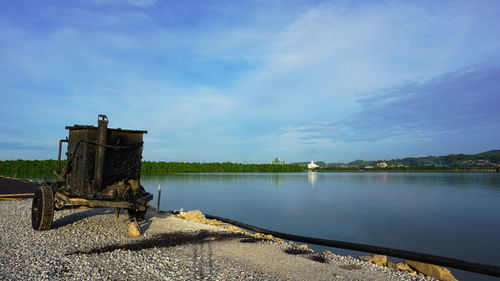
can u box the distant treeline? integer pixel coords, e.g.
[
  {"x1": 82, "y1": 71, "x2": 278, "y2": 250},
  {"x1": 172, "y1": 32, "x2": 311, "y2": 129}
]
[
  {"x1": 298, "y1": 150, "x2": 500, "y2": 169},
  {"x1": 313, "y1": 166, "x2": 476, "y2": 171},
  {"x1": 141, "y1": 161, "x2": 305, "y2": 174},
  {"x1": 2, "y1": 155, "x2": 498, "y2": 177},
  {"x1": 0, "y1": 160, "x2": 305, "y2": 176},
  {"x1": 346, "y1": 153, "x2": 500, "y2": 168},
  {"x1": 0, "y1": 160, "x2": 64, "y2": 176}
]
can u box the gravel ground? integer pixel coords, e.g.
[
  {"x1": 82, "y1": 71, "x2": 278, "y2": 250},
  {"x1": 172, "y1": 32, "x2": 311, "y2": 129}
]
[{"x1": 0, "y1": 200, "x2": 436, "y2": 281}]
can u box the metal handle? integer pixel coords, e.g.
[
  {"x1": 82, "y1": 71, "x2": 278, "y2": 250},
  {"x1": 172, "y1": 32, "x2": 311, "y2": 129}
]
[{"x1": 57, "y1": 138, "x2": 69, "y2": 171}]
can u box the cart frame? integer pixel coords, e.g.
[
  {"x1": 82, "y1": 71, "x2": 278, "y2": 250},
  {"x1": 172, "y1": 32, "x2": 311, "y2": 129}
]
[{"x1": 31, "y1": 115, "x2": 153, "y2": 235}]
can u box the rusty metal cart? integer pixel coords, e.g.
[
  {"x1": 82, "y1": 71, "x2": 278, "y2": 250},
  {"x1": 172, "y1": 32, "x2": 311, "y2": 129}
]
[{"x1": 31, "y1": 115, "x2": 153, "y2": 235}]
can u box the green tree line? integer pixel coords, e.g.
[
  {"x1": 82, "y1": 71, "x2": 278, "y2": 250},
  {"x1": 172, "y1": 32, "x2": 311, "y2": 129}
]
[
  {"x1": 342, "y1": 150, "x2": 500, "y2": 168},
  {"x1": 0, "y1": 160, "x2": 65, "y2": 176},
  {"x1": 314, "y1": 166, "x2": 473, "y2": 172},
  {"x1": 142, "y1": 161, "x2": 304, "y2": 174},
  {"x1": 0, "y1": 160, "x2": 305, "y2": 176}
]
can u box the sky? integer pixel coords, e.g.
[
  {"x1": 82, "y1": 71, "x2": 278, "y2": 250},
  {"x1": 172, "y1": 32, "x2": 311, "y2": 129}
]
[{"x1": 1, "y1": 0, "x2": 499, "y2": 163}]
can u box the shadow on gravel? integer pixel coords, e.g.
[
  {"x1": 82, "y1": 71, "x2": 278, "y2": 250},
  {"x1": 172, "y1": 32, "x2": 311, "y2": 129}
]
[
  {"x1": 284, "y1": 248, "x2": 310, "y2": 255},
  {"x1": 284, "y1": 248, "x2": 329, "y2": 264},
  {"x1": 69, "y1": 230, "x2": 248, "y2": 255},
  {"x1": 339, "y1": 264, "x2": 362, "y2": 270},
  {"x1": 309, "y1": 255, "x2": 328, "y2": 263},
  {"x1": 52, "y1": 208, "x2": 114, "y2": 229},
  {"x1": 239, "y1": 237, "x2": 264, "y2": 243}
]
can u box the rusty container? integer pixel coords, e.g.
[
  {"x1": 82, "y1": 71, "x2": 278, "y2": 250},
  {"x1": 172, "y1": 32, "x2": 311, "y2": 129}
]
[
  {"x1": 63, "y1": 115, "x2": 148, "y2": 200},
  {"x1": 32, "y1": 114, "x2": 152, "y2": 232}
]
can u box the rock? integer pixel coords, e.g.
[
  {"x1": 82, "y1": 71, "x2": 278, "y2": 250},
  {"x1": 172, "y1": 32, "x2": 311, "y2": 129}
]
[
  {"x1": 178, "y1": 210, "x2": 207, "y2": 223},
  {"x1": 323, "y1": 250, "x2": 333, "y2": 255},
  {"x1": 178, "y1": 211, "x2": 249, "y2": 234},
  {"x1": 252, "y1": 232, "x2": 273, "y2": 238},
  {"x1": 387, "y1": 262, "x2": 413, "y2": 273},
  {"x1": 359, "y1": 255, "x2": 387, "y2": 266},
  {"x1": 298, "y1": 244, "x2": 309, "y2": 249},
  {"x1": 405, "y1": 260, "x2": 458, "y2": 281},
  {"x1": 207, "y1": 220, "x2": 224, "y2": 226},
  {"x1": 227, "y1": 225, "x2": 245, "y2": 233},
  {"x1": 126, "y1": 220, "x2": 141, "y2": 237}
]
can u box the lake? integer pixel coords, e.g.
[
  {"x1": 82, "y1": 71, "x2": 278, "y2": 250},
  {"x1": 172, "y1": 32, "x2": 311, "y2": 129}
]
[{"x1": 140, "y1": 172, "x2": 500, "y2": 281}]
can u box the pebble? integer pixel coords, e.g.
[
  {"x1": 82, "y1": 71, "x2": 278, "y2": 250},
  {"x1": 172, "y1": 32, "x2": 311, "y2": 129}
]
[{"x1": 0, "y1": 200, "x2": 436, "y2": 281}]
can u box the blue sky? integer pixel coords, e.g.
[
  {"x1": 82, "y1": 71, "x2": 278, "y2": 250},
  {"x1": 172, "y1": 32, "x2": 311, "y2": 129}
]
[{"x1": 1, "y1": 0, "x2": 499, "y2": 163}]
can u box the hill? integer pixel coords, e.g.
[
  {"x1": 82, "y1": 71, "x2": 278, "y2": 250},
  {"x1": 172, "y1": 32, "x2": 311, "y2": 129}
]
[{"x1": 334, "y1": 150, "x2": 500, "y2": 169}]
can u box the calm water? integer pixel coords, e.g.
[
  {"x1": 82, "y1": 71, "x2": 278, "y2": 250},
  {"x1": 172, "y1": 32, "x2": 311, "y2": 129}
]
[{"x1": 140, "y1": 172, "x2": 500, "y2": 281}]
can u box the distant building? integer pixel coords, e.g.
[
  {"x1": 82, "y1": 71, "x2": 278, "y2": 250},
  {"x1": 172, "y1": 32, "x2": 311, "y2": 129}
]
[
  {"x1": 375, "y1": 162, "x2": 388, "y2": 168},
  {"x1": 272, "y1": 157, "x2": 285, "y2": 165},
  {"x1": 308, "y1": 161, "x2": 319, "y2": 169}
]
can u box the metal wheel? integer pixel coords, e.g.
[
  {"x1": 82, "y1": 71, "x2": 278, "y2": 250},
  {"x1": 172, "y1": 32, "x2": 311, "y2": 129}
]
[{"x1": 31, "y1": 185, "x2": 54, "y2": 231}]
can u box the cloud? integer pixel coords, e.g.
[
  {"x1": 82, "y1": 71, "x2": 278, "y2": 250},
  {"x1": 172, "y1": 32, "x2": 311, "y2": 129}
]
[
  {"x1": 287, "y1": 62, "x2": 500, "y2": 143},
  {"x1": 227, "y1": 0, "x2": 500, "y2": 126}
]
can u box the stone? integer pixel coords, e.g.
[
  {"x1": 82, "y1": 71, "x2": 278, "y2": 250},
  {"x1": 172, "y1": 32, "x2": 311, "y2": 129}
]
[
  {"x1": 178, "y1": 210, "x2": 207, "y2": 223},
  {"x1": 227, "y1": 225, "x2": 245, "y2": 233},
  {"x1": 126, "y1": 221, "x2": 141, "y2": 237},
  {"x1": 405, "y1": 260, "x2": 458, "y2": 281},
  {"x1": 208, "y1": 220, "x2": 224, "y2": 226},
  {"x1": 298, "y1": 244, "x2": 309, "y2": 249},
  {"x1": 323, "y1": 250, "x2": 333, "y2": 255},
  {"x1": 253, "y1": 233, "x2": 266, "y2": 238},
  {"x1": 359, "y1": 255, "x2": 387, "y2": 266},
  {"x1": 387, "y1": 262, "x2": 413, "y2": 273}
]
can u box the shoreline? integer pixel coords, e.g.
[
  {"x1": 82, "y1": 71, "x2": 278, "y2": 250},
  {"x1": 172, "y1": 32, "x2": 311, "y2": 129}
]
[
  {"x1": 2, "y1": 169, "x2": 499, "y2": 180},
  {"x1": 0, "y1": 177, "x2": 439, "y2": 281},
  {"x1": 308, "y1": 169, "x2": 499, "y2": 173},
  {"x1": 0, "y1": 199, "x2": 437, "y2": 281}
]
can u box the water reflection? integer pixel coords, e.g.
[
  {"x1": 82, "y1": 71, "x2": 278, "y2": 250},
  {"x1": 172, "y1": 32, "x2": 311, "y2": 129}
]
[
  {"x1": 271, "y1": 174, "x2": 284, "y2": 187},
  {"x1": 380, "y1": 172, "x2": 388, "y2": 184},
  {"x1": 308, "y1": 172, "x2": 317, "y2": 188}
]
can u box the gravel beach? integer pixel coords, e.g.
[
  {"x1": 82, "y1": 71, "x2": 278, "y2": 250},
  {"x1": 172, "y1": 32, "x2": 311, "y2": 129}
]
[{"x1": 0, "y1": 199, "x2": 437, "y2": 281}]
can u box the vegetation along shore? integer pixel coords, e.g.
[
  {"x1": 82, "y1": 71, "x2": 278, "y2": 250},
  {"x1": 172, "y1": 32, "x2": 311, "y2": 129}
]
[{"x1": 1, "y1": 150, "x2": 499, "y2": 177}]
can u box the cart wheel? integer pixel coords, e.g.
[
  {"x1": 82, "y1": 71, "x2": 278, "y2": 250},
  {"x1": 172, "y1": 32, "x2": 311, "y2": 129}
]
[{"x1": 31, "y1": 185, "x2": 54, "y2": 231}]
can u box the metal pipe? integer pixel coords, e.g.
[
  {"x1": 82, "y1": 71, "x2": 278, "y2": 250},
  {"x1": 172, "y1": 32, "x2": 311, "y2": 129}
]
[
  {"x1": 166, "y1": 210, "x2": 500, "y2": 278},
  {"x1": 57, "y1": 138, "x2": 68, "y2": 171},
  {"x1": 157, "y1": 184, "x2": 161, "y2": 210},
  {"x1": 55, "y1": 191, "x2": 70, "y2": 202},
  {"x1": 93, "y1": 114, "x2": 108, "y2": 190}
]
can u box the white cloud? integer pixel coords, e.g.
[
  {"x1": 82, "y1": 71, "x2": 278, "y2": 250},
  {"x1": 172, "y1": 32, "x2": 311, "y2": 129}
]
[{"x1": 230, "y1": 1, "x2": 500, "y2": 125}]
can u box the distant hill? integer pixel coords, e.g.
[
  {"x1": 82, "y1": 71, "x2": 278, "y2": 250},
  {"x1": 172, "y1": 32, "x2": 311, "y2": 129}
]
[
  {"x1": 326, "y1": 150, "x2": 500, "y2": 168},
  {"x1": 478, "y1": 150, "x2": 500, "y2": 157}
]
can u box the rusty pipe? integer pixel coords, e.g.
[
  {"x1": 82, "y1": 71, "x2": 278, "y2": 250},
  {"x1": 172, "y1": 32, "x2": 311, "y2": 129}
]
[
  {"x1": 57, "y1": 138, "x2": 68, "y2": 171},
  {"x1": 93, "y1": 114, "x2": 108, "y2": 190}
]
